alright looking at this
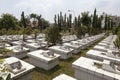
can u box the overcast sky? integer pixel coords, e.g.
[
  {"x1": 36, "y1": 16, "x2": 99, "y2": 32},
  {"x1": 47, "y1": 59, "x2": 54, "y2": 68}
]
[{"x1": 0, "y1": 0, "x2": 120, "y2": 22}]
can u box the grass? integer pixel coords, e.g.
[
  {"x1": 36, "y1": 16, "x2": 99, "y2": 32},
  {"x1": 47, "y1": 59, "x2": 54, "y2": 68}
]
[
  {"x1": 32, "y1": 54, "x2": 80, "y2": 80},
  {"x1": 23, "y1": 37, "x2": 105, "y2": 80}
]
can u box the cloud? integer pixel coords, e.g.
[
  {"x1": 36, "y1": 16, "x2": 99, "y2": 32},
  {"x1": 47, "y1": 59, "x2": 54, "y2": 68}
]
[
  {"x1": 14, "y1": 0, "x2": 63, "y2": 22},
  {"x1": 94, "y1": 0, "x2": 120, "y2": 15},
  {"x1": 0, "y1": 0, "x2": 120, "y2": 22},
  {"x1": 15, "y1": 0, "x2": 63, "y2": 13}
]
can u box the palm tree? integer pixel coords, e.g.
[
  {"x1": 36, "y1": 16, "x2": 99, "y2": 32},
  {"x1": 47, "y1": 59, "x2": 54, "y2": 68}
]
[
  {"x1": 37, "y1": 15, "x2": 42, "y2": 30},
  {"x1": 29, "y1": 13, "x2": 38, "y2": 28}
]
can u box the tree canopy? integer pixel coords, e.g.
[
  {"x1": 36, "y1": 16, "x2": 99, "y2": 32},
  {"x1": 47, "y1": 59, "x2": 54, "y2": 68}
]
[{"x1": 0, "y1": 14, "x2": 18, "y2": 29}]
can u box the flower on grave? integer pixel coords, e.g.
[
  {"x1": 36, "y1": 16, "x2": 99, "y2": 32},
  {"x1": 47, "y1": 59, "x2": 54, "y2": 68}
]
[
  {"x1": 0, "y1": 59, "x2": 11, "y2": 80},
  {"x1": 0, "y1": 59, "x2": 8, "y2": 73}
]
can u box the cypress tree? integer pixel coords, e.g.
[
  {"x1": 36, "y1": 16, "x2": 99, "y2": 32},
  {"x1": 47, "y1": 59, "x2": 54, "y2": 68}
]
[
  {"x1": 60, "y1": 12, "x2": 62, "y2": 30},
  {"x1": 63, "y1": 13, "x2": 67, "y2": 30},
  {"x1": 92, "y1": 8, "x2": 97, "y2": 28},
  {"x1": 57, "y1": 14, "x2": 60, "y2": 30},
  {"x1": 105, "y1": 14, "x2": 108, "y2": 31},
  {"x1": 78, "y1": 15, "x2": 81, "y2": 27},
  {"x1": 54, "y1": 15, "x2": 57, "y2": 26},
  {"x1": 67, "y1": 17, "x2": 69, "y2": 31},
  {"x1": 21, "y1": 11, "x2": 26, "y2": 28},
  {"x1": 69, "y1": 14, "x2": 72, "y2": 28},
  {"x1": 74, "y1": 17, "x2": 78, "y2": 27}
]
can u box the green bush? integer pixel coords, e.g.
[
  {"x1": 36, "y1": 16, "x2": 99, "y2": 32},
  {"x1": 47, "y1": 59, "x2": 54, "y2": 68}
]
[
  {"x1": 44, "y1": 26, "x2": 62, "y2": 45},
  {"x1": 32, "y1": 29, "x2": 40, "y2": 39},
  {"x1": 0, "y1": 48, "x2": 13, "y2": 58},
  {"x1": 0, "y1": 59, "x2": 11, "y2": 80},
  {"x1": 73, "y1": 26, "x2": 87, "y2": 39},
  {"x1": 114, "y1": 29, "x2": 120, "y2": 50}
]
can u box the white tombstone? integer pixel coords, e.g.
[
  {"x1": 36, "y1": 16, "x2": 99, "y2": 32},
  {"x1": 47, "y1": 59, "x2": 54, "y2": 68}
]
[
  {"x1": 28, "y1": 50, "x2": 60, "y2": 70},
  {"x1": 4, "y1": 57, "x2": 35, "y2": 80},
  {"x1": 53, "y1": 74, "x2": 77, "y2": 80},
  {"x1": 49, "y1": 45, "x2": 73, "y2": 59}
]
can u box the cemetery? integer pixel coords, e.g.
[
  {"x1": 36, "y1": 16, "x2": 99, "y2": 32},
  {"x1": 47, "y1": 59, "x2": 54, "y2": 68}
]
[{"x1": 0, "y1": 1, "x2": 120, "y2": 79}]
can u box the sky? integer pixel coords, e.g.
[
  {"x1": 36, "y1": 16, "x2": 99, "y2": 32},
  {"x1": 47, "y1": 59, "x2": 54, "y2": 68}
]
[{"x1": 0, "y1": 0, "x2": 120, "y2": 23}]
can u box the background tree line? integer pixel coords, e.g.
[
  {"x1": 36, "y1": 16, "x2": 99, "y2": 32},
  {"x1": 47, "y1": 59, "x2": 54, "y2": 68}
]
[
  {"x1": 53, "y1": 9, "x2": 113, "y2": 38},
  {"x1": 0, "y1": 11, "x2": 49, "y2": 31},
  {"x1": 0, "y1": 9, "x2": 116, "y2": 45}
]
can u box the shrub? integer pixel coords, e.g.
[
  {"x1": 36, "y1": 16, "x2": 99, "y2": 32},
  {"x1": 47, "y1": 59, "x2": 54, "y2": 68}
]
[
  {"x1": 73, "y1": 26, "x2": 87, "y2": 39},
  {"x1": 32, "y1": 29, "x2": 40, "y2": 39},
  {"x1": 44, "y1": 26, "x2": 62, "y2": 45}
]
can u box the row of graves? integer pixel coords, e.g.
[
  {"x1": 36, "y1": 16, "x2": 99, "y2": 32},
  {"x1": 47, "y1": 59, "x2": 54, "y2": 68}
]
[
  {"x1": 72, "y1": 34, "x2": 120, "y2": 80},
  {"x1": 0, "y1": 33, "x2": 104, "y2": 80}
]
